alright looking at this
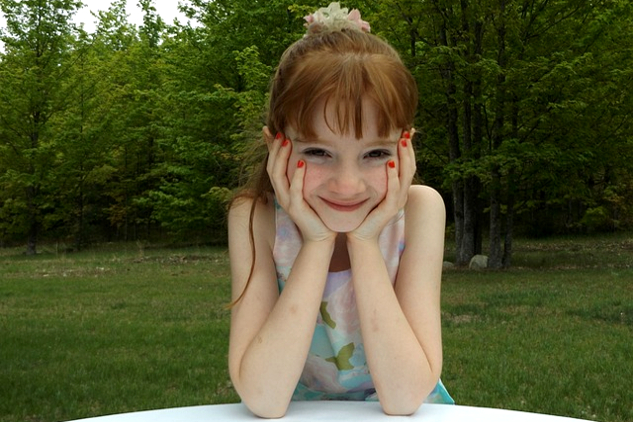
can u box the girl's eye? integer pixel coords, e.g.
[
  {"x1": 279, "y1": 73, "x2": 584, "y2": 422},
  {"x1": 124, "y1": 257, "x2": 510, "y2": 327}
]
[
  {"x1": 303, "y1": 148, "x2": 329, "y2": 157},
  {"x1": 365, "y1": 149, "x2": 392, "y2": 159}
]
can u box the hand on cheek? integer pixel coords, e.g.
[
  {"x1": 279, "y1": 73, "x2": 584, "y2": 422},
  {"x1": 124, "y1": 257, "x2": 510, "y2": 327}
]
[
  {"x1": 264, "y1": 127, "x2": 334, "y2": 243},
  {"x1": 349, "y1": 130, "x2": 415, "y2": 242}
]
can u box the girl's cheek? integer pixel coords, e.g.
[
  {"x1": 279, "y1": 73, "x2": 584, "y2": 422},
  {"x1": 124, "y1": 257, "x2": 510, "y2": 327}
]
[
  {"x1": 301, "y1": 166, "x2": 318, "y2": 195},
  {"x1": 371, "y1": 167, "x2": 389, "y2": 198}
]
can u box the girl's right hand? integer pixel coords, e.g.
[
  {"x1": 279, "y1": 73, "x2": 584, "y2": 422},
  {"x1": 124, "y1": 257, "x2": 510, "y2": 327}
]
[{"x1": 265, "y1": 128, "x2": 335, "y2": 243}]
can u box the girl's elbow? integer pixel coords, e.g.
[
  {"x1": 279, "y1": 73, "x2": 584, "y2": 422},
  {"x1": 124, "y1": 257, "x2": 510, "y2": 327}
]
[
  {"x1": 379, "y1": 375, "x2": 437, "y2": 416},
  {"x1": 231, "y1": 376, "x2": 291, "y2": 418},
  {"x1": 380, "y1": 393, "x2": 425, "y2": 416},
  {"x1": 242, "y1": 397, "x2": 290, "y2": 419},
  {"x1": 230, "y1": 363, "x2": 293, "y2": 418}
]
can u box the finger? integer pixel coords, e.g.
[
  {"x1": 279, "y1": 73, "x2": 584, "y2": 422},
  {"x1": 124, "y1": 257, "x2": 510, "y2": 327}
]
[
  {"x1": 393, "y1": 135, "x2": 413, "y2": 208},
  {"x1": 408, "y1": 128, "x2": 417, "y2": 171},
  {"x1": 288, "y1": 159, "x2": 306, "y2": 208},
  {"x1": 274, "y1": 141, "x2": 292, "y2": 206},
  {"x1": 385, "y1": 159, "x2": 401, "y2": 209},
  {"x1": 268, "y1": 134, "x2": 292, "y2": 204},
  {"x1": 399, "y1": 131, "x2": 416, "y2": 185},
  {"x1": 271, "y1": 137, "x2": 291, "y2": 178},
  {"x1": 265, "y1": 131, "x2": 283, "y2": 176}
]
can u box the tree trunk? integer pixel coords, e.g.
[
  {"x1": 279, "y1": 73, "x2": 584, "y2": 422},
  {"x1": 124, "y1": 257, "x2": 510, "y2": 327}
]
[
  {"x1": 471, "y1": 19, "x2": 485, "y2": 256},
  {"x1": 489, "y1": 0, "x2": 507, "y2": 270},
  {"x1": 456, "y1": 0, "x2": 486, "y2": 263},
  {"x1": 461, "y1": 80, "x2": 478, "y2": 264},
  {"x1": 503, "y1": 170, "x2": 516, "y2": 268},
  {"x1": 503, "y1": 91, "x2": 520, "y2": 268},
  {"x1": 26, "y1": 118, "x2": 40, "y2": 255},
  {"x1": 26, "y1": 185, "x2": 38, "y2": 256},
  {"x1": 74, "y1": 184, "x2": 85, "y2": 251},
  {"x1": 439, "y1": 21, "x2": 468, "y2": 266},
  {"x1": 452, "y1": 181, "x2": 466, "y2": 265},
  {"x1": 489, "y1": 167, "x2": 503, "y2": 269}
]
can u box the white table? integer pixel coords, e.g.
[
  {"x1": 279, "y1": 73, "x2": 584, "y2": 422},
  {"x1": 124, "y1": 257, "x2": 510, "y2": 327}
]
[{"x1": 66, "y1": 401, "x2": 596, "y2": 422}]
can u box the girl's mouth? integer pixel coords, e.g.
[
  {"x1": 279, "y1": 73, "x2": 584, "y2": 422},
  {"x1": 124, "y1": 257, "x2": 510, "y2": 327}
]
[{"x1": 321, "y1": 198, "x2": 367, "y2": 212}]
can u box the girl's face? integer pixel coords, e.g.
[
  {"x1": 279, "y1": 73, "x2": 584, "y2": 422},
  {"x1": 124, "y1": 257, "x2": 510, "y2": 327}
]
[{"x1": 285, "y1": 101, "x2": 403, "y2": 233}]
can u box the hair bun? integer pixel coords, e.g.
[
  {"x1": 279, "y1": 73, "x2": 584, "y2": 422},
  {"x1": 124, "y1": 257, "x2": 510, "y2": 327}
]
[{"x1": 303, "y1": 2, "x2": 371, "y2": 36}]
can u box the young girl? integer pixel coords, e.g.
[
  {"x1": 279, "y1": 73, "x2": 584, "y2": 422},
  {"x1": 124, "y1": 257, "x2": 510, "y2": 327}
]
[{"x1": 228, "y1": 3, "x2": 453, "y2": 418}]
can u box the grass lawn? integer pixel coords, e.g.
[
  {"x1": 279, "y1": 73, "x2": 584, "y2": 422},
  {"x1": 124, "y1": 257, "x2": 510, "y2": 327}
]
[{"x1": 1, "y1": 235, "x2": 632, "y2": 422}]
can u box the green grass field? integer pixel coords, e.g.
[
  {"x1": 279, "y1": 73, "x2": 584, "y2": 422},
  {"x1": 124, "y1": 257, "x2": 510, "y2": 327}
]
[{"x1": 1, "y1": 235, "x2": 632, "y2": 422}]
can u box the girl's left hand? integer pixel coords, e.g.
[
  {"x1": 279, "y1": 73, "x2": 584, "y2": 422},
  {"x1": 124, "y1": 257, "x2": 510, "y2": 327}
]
[{"x1": 348, "y1": 129, "x2": 417, "y2": 242}]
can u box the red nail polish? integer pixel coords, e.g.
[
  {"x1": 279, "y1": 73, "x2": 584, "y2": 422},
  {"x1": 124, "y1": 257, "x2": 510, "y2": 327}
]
[
  {"x1": 297, "y1": 160, "x2": 305, "y2": 168},
  {"x1": 275, "y1": 132, "x2": 283, "y2": 140},
  {"x1": 401, "y1": 140, "x2": 408, "y2": 148},
  {"x1": 282, "y1": 139, "x2": 289, "y2": 147},
  {"x1": 404, "y1": 131, "x2": 411, "y2": 139},
  {"x1": 388, "y1": 160, "x2": 396, "y2": 169}
]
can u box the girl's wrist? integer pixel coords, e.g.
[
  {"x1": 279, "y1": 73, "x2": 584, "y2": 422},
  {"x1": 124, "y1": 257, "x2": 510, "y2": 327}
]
[
  {"x1": 346, "y1": 236, "x2": 383, "y2": 275},
  {"x1": 303, "y1": 232, "x2": 337, "y2": 248},
  {"x1": 346, "y1": 232, "x2": 380, "y2": 250}
]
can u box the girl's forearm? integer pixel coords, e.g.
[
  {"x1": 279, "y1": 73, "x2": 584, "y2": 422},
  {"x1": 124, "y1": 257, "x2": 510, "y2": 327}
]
[
  {"x1": 233, "y1": 239, "x2": 335, "y2": 418},
  {"x1": 347, "y1": 238, "x2": 439, "y2": 415}
]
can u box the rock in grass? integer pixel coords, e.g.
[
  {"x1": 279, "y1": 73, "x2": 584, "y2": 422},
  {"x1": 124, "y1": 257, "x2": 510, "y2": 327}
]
[{"x1": 469, "y1": 255, "x2": 488, "y2": 270}]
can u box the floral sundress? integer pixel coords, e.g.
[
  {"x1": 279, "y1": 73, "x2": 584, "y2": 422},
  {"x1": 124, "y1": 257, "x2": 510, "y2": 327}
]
[{"x1": 272, "y1": 201, "x2": 454, "y2": 404}]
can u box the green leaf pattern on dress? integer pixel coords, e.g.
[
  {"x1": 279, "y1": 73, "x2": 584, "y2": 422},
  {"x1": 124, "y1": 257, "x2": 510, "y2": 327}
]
[
  {"x1": 326, "y1": 342, "x2": 355, "y2": 370},
  {"x1": 320, "y1": 301, "x2": 336, "y2": 329}
]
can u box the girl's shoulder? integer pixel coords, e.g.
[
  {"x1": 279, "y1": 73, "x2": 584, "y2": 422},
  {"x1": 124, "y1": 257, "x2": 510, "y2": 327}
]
[
  {"x1": 399, "y1": 185, "x2": 446, "y2": 266},
  {"x1": 229, "y1": 192, "x2": 275, "y2": 216},
  {"x1": 403, "y1": 185, "x2": 446, "y2": 238},
  {"x1": 228, "y1": 193, "x2": 276, "y2": 247},
  {"x1": 405, "y1": 185, "x2": 445, "y2": 215}
]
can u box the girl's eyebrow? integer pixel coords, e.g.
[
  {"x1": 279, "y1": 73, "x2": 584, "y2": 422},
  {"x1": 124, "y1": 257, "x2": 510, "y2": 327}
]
[
  {"x1": 367, "y1": 138, "x2": 398, "y2": 147},
  {"x1": 292, "y1": 136, "x2": 330, "y2": 146},
  {"x1": 291, "y1": 137, "x2": 310, "y2": 144}
]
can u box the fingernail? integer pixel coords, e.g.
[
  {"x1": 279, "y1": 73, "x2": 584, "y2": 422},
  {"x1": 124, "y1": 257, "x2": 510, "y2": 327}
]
[
  {"x1": 282, "y1": 139, "x2": 289, "y2": 147},
  {"x1": 388, "y1": 160, "x2": 396, "y2": 169},
  {"x1": 275, "y1": 132, "x2": 283, "y2": 140},
  {"x1": 403, "y1": 131, "x2": 411, "y2": 139},
  {"x1": 297, "y1": 160, "x2": 305, "y2": 168},
  {"x1": 401, "y1": 140, "x2": 408, "y2": 148}
]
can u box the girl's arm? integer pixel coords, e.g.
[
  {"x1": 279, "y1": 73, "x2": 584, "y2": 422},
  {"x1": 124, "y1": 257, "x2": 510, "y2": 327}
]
[
  {"x1": 227, "y1": 197, "x2": 335, "y2": 419},
  {"x1": 348, "y1": 185, "x2": 446, "y2": 415}
]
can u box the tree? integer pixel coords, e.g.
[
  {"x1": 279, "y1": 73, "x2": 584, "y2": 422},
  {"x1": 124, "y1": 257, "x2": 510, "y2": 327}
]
[
  {"x1": 369, "y1": 0, "x2": 633, "y2": 267},
  {"x1": 45, "y1": 29, "x2": 122, "y2": 249},
  {"x1": 1, "y1": 1, "x2": 631, "y2": 250},
  {"x1": 137, "y1": 0, "x2": 304, "y2": 241},
  {"x1": 0, "y1": 0, "x2": 81, "y2": 254}
]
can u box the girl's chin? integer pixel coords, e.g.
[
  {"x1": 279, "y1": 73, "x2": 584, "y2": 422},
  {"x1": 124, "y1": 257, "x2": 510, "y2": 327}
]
[
  {"x1": 308, "y1": 199, "x2": 374, "y2": 233},
  {"x1": 320, "y1": 216, "x2": 365, "y2": 233}
]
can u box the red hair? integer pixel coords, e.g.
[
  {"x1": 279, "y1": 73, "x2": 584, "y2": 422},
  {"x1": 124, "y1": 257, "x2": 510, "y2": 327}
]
[{"x1": 268, "y1": 29, "x2": 417, "y2": 140}]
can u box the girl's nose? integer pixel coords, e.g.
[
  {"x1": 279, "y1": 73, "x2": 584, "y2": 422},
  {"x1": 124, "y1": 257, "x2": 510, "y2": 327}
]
[{"x1": 328, "y1": 164, "x2": 364, "y2": 196}]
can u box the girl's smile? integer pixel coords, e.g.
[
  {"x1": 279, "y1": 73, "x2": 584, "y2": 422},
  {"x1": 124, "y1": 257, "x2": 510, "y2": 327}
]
[
  {"x1": 320, "y1": 198, "x2": 368, "y2": 212},
  {"x1": 285, "y1": 100, "x2": 402, "y2": 233}
]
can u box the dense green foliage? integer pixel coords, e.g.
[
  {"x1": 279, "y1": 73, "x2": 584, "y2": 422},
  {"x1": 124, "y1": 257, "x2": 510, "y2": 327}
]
[{"x1": 1, "y1": 1, "x2": 632, "y2": 261}]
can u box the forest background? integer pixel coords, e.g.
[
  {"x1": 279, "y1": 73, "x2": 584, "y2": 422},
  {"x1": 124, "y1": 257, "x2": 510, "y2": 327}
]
[{"x1": 1, "y1": 0, "x2": 632, "y2": 268}]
